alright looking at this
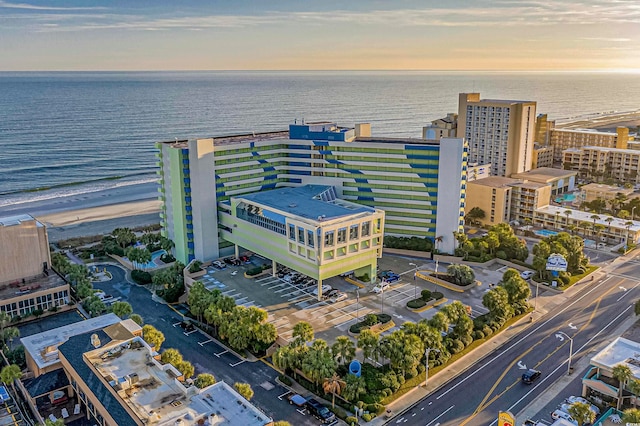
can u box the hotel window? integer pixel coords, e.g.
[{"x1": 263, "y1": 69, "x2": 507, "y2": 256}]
[
  {"x1": 324, "y1": 230, "x2": 335, "y2": 246},
  {"x1": 298, "y1": 227, "x2": 305, "y2": 244},
  {"x1": 349, "y1": 224, "x2": 359, "y2": 240},
  {"x1": 374, "y1": 218, "x2": 382, "y2": 233},
  {"x1": 307, "y1": 230, "x2": 314, "y2": 248},
  {"x1": 337, "y1": 227, "x2": 347, "y2": 243},
  {"x1": 288, "y1": 224, "x2": 295, "y2": 241}
]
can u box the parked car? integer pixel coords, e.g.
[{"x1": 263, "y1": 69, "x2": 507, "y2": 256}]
[
  {"x1": 559, "y1": 403, "x2": 599, "y2": 417},
  {"x1": 385, "y1": 274, "x2": 401, "y2": 283},
  {"x1": 288, "y1": 393, "x2": 307, "y2": 407},
  {"x1": 305, "y1": 398, "x2": 335, "y2": 423},
  {"x1": 378, "y1": 270, "x2": 395, "y2": 279},
  {"x1": 521, "y1": 369, "x2": 541, "y2": 384},
  {"x1": 550, "y1": 409, "x2": 578, "y2": 425},
  {"x1": 371, "y1": 282, "x2": 390, "y2": 293},
  {"x1": 180, "y1": 321, "x2": 195, "y2": 332},
  {"x1": 322, "y1": 289, "x2": 338, "y2": 300},
  {"x1": 212, "y1": 260, "x2": 226, "y2": 269},
  {"x1": 223, "y1": 258, "x2": 234, "y2": 265},
  {"x1": 328, "y1": 292, "x2": 348, "y2": 303},
  {"x1": 520, "y1": 270, "x2": 534, "y2": 280},
  {"x1": 311, "y1": 284, "x2": 332, "y2": 296}
]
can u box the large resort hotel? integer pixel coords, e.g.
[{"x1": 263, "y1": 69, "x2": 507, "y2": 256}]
[{"x1": 157, "y1": 121, "x2": 468, "y2": 285}]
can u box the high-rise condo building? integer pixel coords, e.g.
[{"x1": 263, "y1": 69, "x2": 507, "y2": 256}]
[
  {"x1": 156, "y1": 122, "x2": 468, "y2": 264},
  {"x1": 457, "y1": 93, "x2": 537, "y2": 177}
]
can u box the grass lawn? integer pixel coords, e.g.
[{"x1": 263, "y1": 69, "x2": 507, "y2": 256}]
[{"x1": 560, "y1": 265, "x2": 599, "y2": 290}]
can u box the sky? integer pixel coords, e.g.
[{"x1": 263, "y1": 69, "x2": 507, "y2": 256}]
[{"x1": 1, "y1": 0, "x2": 639, "y2": 71}]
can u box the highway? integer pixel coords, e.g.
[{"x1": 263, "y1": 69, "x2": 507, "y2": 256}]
[{"x1": 394, "y1": 254, "x2": 640, "y2": 426}]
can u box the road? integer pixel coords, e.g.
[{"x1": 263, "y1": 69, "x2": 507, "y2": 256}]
[
  {"x1": 395, "y1": 254, "x2": 640, "y2": 426},
  {"x1": 92, "y1": 264, "x2": 319, "y2": 426}
]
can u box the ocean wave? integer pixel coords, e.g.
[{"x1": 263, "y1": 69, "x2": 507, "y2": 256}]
[{"x1": 0, "y1": 174, "x2": 158, "y2": 208}]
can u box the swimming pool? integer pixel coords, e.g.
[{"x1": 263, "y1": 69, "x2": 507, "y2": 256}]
[
  {"x1": 535, "y1": 229, "x2": 558, "y2": 237},
  {"x1": 555, "y1": 193, "x2": 576, "y2": 203},
  {"x1": 126, "y1": 249, "x2": 166, "y2": 269}
]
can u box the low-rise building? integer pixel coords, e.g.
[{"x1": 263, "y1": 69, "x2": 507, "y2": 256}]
[
  {"x1": 22, "y1": 314, "x2": 272, "y2": 426},
  {"x1": 550, "y1": 126, "x2": 632, "y2": 161},
  {"x1": 562, "y1": 145, "x2": 640, "y2": 185},
  {"x1": 582, "y1": 337, "x2": 640, "y2": 408},
  {"x1": 0, "y1": 214, "x2": 70, "y2": 321},
  {"x1": 219, "y1": 185, "x2": 384, "y2": 295},
  {"x1": 533, "y1": 205, "x2": 640, "y2": 245},
  {"x1": 511, "y1": 167, "x2": 577, "y2": 196},
  {"x1": 580, "y1": 183, "x2": 638, "y2": 206},
  {"x1": 423, "y1": 113, "x2": 457, "y2": 141},
  {"x1": 532, "y1": 144, "x2": 554, "y2": 169}
]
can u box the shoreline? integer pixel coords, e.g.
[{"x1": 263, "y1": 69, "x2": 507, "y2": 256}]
[{"x1": 0, "y1": 182, "x2": 161, "y2": 242}]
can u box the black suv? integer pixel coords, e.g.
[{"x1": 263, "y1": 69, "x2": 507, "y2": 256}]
[
  {"x1": 521, "y1": 369, "x2": 541, "y2": 384},
  {"x1": 305, "y1": 398, "x2": 335, "y2": 423}
]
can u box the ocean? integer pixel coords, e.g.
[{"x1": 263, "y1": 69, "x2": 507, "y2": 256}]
[{"x1": 1, "y1": 70, "x2": 640, "y2": 207}]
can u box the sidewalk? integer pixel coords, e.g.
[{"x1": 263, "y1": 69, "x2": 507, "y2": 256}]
[{"x1": 373, "y1": 268, "x2": 616, "y2": 426}]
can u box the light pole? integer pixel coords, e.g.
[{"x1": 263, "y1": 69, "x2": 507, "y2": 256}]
[
  {"x1": 356, "y1": 289, "x2": 360, "y2": 322},
  {"x1": 556, "y1": 331, "x2": 574, "y2": 375},
  {"x1": 433, "y1": 260, "x2": 439, "y2": 291},
  {"x1": 424, "y1": 347, "x2": 440, "y2": 387},
  {"x1": 409, "y1": 263, "x2": 418, "y2": 300},
  {"x1": 633, "y1": 206, "x2": 637, "y2": 221}
]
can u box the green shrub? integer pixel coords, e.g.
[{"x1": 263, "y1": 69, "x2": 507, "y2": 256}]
[
  {"x1": 473, "y1": 330, "x2": 485, "y2": 340},
  {"x1": 346, "y1": 416, "x2": 358, "y2": 425},
  {"x1": 131, "y1": 270, "x2": 152, "y2": 284},
  {"x1": 377, "y1": 314, "x2": 391, "y2": 324},
  {"x1": 450, "y1": 339, "x2": 465, "y2": 354},
  {"x1": 420, "y1": 289, "x2": 432, "y2": 301},
  {"x1": 278, "y1": 374, "x2": 292, "y2": 386},
  {"x1": 432, "y1": 292, "x2": 444, "y2": 300},
  {"x1": 368, "y1": 403, "x2": 386, "y2": 415},
  {"x1": 364, "y1": 314, "x2": 378, "y2": 326},
  {"x1": 362, "y1": 413, "x2": 374, "y2": 422},
  {"x1": 382, "y1": 388, "x2": 392, "y2": 397},
  {"x1": 460, "y1": 334, "x2": 474, "y2": 347},
  {"x1": 406, "y1": 299, "x2": 426, "y2": 309},
  {"x1": 356, "y1": 273, "x2": 370, "y2": 282},
  {"x1": 246, "y1": 266, "x2": 263, "y2": 276},
  {"x1": 496, "y1": 250, "x2": 507, "y2": 260},
  {"x1": 188, "y1": 260, "x2": 202, "y2": 273},
  {"x1": 160, "y1": 253, "x2": 176, "y2": 263}
]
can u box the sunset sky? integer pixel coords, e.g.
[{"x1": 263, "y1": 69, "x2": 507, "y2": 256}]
[{"x1": 1, "y1": 0, "x2": 639, "y2": 71}]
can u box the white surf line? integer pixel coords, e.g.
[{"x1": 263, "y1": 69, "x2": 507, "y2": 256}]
[{"x1": 436, "y1": 276, "x2": 614, "y2": 400}]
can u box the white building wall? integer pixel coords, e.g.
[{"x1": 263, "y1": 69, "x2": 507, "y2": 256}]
[
  {"x1": 436, "y1": 138, "x2": 466, "y2": 254},
  {"x1": 190, "y1": 139, "x2": 219, "y2": 261}
]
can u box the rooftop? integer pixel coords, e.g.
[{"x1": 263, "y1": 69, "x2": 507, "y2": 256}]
[
  {"x1": 0, "y1": 269, "x2": 67, "y2": 300},
  {"x1": 512, "y1": 181, "x2": 549, "y2": 190},
  {"x1": 579, "y1": 145, "x2": 640, "y2": 154},
  {"x1": 512, "y1": 167, "x2": 577, "y2": 181},
  {"x1": 85, "y1": 336, "x2": 271, "y2": 426},
  {"x1": 535, "y1": 205, "x2": 640, "y2": 231},
  {"x1": 236, "y1": 185, "x2": 376, "y2": 222},
  {"x1": 591, "y1": 337, "x2": 640, "y2": 379},
  {"x1": 552, "y1": 127, "x2": 618, "y2": 136},
  {"x1": 0, "y1": 214, "x2": 44, "y2": 228},
  {"x1": 21, "y1": 313, "x2": 121, "y2": 371},
  {"x1": 468, "y1": 176, "x2": 521, "y2": 188},
  {"x1": 580, "y1": 183, "x2": 634, "y2": 194}
]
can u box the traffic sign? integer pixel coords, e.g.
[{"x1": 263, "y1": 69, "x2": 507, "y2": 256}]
[{"x1": 498, "y1": 410, "x2": 515, "y2": 426}]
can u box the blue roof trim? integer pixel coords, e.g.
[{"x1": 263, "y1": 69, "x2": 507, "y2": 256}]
[
  {"x1": 405, "y1": 144, "x2": 438, "y2": 151},
  {"x1": 313, "y1": 141, "x2": 329, "y2": 146}
]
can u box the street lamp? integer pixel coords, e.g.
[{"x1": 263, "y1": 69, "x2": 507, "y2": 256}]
[
  {"x1": 424, "y1": 347, "x2": 440, "y2": 387},
  {"x1": 556, "y1": 331, "x2": 574, "y2": 375},
  {"x1": 409, "y1": 263, "x2": 418, "y2": 300},
  {"x1": 632, "y1": 206, "x2": 636, "y2": 221}
]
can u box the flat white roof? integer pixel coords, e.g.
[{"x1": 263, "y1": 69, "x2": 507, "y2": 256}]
[
  {"x1": 591, "y1": 337, "x2": 640, "y2": 379},
  {"x1": 0, "y1": 214, "x2": 43, "y2": 228},
  {"x1": 535, "y1": 205, "x2": 640, "y2": 232},
  {"x1": 21, "y1": 313, "x2": 121, "y2": 370}
]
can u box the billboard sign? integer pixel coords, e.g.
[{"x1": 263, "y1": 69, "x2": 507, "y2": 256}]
[
  {"x1": 498, "y1": 411, "x2": 515, "y2": 426},
  {"x1": 546, "y1": 253, "x2": 568, "y2": 272}
]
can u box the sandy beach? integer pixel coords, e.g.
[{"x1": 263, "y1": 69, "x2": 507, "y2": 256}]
[{"x1": 0, "y1": 182, "x2": 161, "y2": 242}]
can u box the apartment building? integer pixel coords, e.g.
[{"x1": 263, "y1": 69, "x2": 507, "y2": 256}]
[
  {"x1": 580, "y1": 183, "x2": 637, "y2": 206},
  {"x1": 511, "y1": 167, "x2": 577, "y2": 196},
  {"x1": 562, "y1": 146, "x2": 640, "y2": 184},
  {"x1": 550, "y1": 127, "x2": 632, "y2": 162},
  {"x1": 532, "y1": 144, "x2": 554, "y2": 168},
  {"x1": 0, "y1": 214, "x2": 70, "y2": 321},
  {"x1": 157, "y1": 121, "x2": 468, "y2": 264},
  {"x1": 423, "y1": 113, "x2": 458, "y2": 141},
  {"x1": 457, "y1": 93, "x2": 536, "y2": 177}
]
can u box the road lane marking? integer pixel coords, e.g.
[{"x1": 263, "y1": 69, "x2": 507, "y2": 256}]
[
  {"x1": 424, "y1": 405, "x2": 454, "y2": 426},
  {"x1": 435, "y1": 275, "x2": 614, "y2": 401}
]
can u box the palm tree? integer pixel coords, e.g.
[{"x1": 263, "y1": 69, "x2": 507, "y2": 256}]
[
  {"x1": 564, "y1": 210, "x2": 572, "y2": 227},
  {"x1": 357, "y1": 330, "x2": 379, "y2": 363},
  {"x1": 342, "y1": 374, "x2": 366, "y2": 402},
  {"x1": 613, "y1": 363, "x2": 633, "y2": 410},
  {"x1": 322, "y1": 373, "x2": 346, "y2": 408},
  {"x1": 434, "y1": 236, "x2": 444, "y2": 253},
  {"x1": 628, "y1": 379, "x2": 640, "y2": 408},
  {"x1": 567, "y1": 402, "x2": 595, "y2": 426},
  {"x1": 623, "y1": 408, "x2": 640, "y2": 423},
  {"x1": 0, "y1": 364, "x2": 21, "y2": 396},
  {"x1": 626, "y1": 221, "x2": 635, "y2": 249},
  {"x1": 555, "y1": 211, "x2": 560, "y2": 230},
  {"x1": 331, "y1": 336, "x2": 355, "y2": 366},
  {"x1": 605, "y1": 216, "x2": 615, "y2": 242},
  {"x1": 590, "y1": 215, "x2": 600, "y2": 237},
  {"x1": 594, "y1": 224, "x2": 605, "y2": 247}
]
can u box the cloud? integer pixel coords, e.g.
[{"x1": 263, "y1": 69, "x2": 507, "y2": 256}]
[
  {"x1": 0, "y1": 0, "x2": 105, "y2": 10},
  {"x1": 581, "y1": 37, "x2": 632, "y2": 42},
  {"x1": 5, "y1": 0, "x2": 640, "y2": 33}
]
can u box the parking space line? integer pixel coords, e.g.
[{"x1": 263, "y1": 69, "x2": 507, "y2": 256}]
[
  {"x1": 198, "y1": 339, "x2": 213, "y2": 346},
  {"x1": 183, "y1": 329, "x2": 198, "y2": 336},
  {"x1": 172, "y1": 321, "x2": 182, "y2": 327},
  {"x1": 278, "y1": 391, "x2": 292, "y2": 400},
  {"x1": 230, "y1": 360, "x2": 246, "y2": 367},
  {"x1": 214, "y1": 350, "x2": 229, "y2": 358},
  {"x1": 297, "y1": 408, "x2": 307, "y2": 415}
]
